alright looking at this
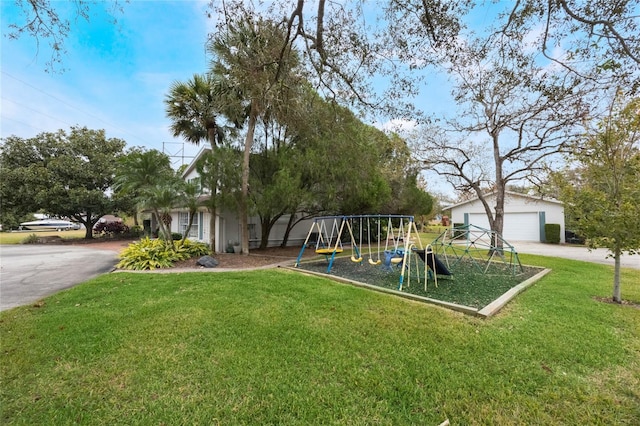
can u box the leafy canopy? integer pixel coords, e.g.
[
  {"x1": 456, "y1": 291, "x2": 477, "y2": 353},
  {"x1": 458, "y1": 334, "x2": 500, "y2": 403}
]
[
  {"x1": 556, "y1": 96, "x2": 640, "y2": 255},
  {"x1": 0, "y1": 126, "x2": 127, "y2": 238}
]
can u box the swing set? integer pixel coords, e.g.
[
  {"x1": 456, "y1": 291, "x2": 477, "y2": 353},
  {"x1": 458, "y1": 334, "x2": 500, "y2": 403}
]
[{"x1": 295, "y1": 215, "x2": 452, "y2": 291}]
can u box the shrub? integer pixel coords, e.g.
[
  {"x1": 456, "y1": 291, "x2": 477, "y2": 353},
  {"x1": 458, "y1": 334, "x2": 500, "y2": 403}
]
[
  {"x1": 127, "y1": 225, "x2": 143, "y2": 238},
  {"x1": 116, "y1": 238, "x2": 210, "y2": 270},
  {"x1": 545, "y1": 223, "x2": 561, "y2": 244},
  {"x1": 20, "y1": 233, "x2": 39, "y2": 244},
  {"x1": 93, "y1": 221, "x2": 129, "y2": 238},
  {"x1": 158, "y1": 232, "x2": 183, "y2": 241},
  {"x1": 117, "y1": 238, "x2": 176, "y2": 270},
  {"x1": 174, "y1": 239, "x2": 210, "y2": 258},
  {"x1": 452, "y1": 223, "x2": 467, "y2": 238}
]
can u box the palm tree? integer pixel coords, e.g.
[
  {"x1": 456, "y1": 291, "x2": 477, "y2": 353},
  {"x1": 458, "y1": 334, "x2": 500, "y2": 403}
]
[
  {"x1": 137, "y1": 181, "x2": 182, "y2": 243},
  {"x1": 165, "y1": 74, "x2": 228, "y2": 252},
  {"x1": 208, "y1": 15, "x2": 301, "y2": 254},
  {"x1": 165, "y1": 74, "x2": 225, "y2": 147},
  {"x1": 114, "y1": 149, "x2": 174, "y2": 231}
]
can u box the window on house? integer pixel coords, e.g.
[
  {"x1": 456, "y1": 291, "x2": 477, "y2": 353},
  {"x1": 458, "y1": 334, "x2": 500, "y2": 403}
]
[
  {"x1": 179, "y1": 212, "x2": 199, "y2": 239},
  {"x1": 188, "y1": 177, "x2": 202, "y2": 192},
  {"x1": 248, "y1": 223, "x2": 257, "y2": 240}
]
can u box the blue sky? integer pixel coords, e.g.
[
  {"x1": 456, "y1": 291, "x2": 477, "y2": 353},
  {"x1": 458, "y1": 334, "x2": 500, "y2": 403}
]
[
  {"x1": 1, "y1": 1, "x2": 462, "y2": 157},
  {"x1": 1, "y1": 1, "x2": 216, "y2": 167},
  {"x1": 1, "y1": 1, "x2": 501, "y2": 197}
]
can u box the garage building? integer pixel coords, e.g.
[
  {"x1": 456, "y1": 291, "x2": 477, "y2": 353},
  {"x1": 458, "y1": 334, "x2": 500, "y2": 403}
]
[{"x1": 448, "y1": 191, "x2": 565, "y2": 243}]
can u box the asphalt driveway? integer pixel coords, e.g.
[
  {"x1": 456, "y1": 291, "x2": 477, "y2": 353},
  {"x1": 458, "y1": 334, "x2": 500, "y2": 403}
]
[
  {"x1": 513, "y1": 241, "x2": 640, "y2": 269},
  {"x1": 0, "y1": 245, "x2": 118, "y2": 311}
]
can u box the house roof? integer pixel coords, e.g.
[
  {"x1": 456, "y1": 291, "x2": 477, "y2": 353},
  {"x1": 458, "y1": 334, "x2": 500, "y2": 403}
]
[
  {"x1": 446, "y1": 190, "x2": 563, "y2": 210},
  {"x1": 181, "y1": 144, "x2": 212, "y2": 179}
]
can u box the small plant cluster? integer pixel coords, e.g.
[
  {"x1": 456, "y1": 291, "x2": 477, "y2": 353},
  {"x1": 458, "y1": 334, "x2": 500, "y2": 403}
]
[
  {"x1": 116, "y1": 237, "x2": 210, "y2": 270},
  {"x1": 20, "y1": 233, "x2": 40, "y2": 244},
  {"x1": 93, "y1": 221, "x2": 129, "y2": 238},
  {"x1": 127, "y1": 225, "x2": 144, "y2": 237},
  {"x1": 152, "y1": 231, "x2": 184, "y2": 240},
  {"x1": 158, "y1": 232, "x2": 184, "y2": 241},
  {"x1": 544, "y1": 223, "x2": 561, "y2": 244}
]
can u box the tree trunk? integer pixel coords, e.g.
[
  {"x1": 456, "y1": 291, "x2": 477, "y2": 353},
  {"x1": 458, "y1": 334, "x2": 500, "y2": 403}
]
[
  {"x1": 180, "y1": 210, "x2": 196, "y2": 245},
  {"x1": 153, "y1": 208, "x2": 170, "y2": 242},
  {"x1": 492, "y1": 133, "x2": 505, "y2": 250},
  {"x1": 209, "y1": 206, "x2": 217, "y2": 253},
  {"x1": 492, "y1": 188, "x2": 505, "y2": 251},
  {"x1": 83, "y1": 212, "x2": 94, "y2": 239},
  {"x1": 208, "y1": 127, "x2": 218, "y2": 253},
  {"x1": 240, "y1": 103, "x2": 258, "y2": 255},
  {"x1": 160, "y1": 212, "x2": 173, "y2": 240},
  {"x1": 259, "y1": 216, "x2": 271, "y2": 249},
  {"x1": 280, "y1": 212, "x2": 297, "y2": 248},
  {"x1": 613, "y1": 246, "x2": 622, "y2": 303},
  {"x1": 258, "y1": 213, "x2": 284, "y2": 249}
]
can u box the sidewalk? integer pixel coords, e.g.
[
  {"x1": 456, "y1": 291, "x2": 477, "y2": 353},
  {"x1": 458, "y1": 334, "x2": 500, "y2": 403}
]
[{"x1": 512, "y1": 241, "x2": 640, "y2": 270}]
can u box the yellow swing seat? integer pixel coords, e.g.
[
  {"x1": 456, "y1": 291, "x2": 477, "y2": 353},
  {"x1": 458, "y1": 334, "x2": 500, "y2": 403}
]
[
  {"x1": 368, "y1": 258, "x2": 381, "y2": 265},
  {"x1": 316, "y1": 248, "x2": 343, "y2": 255},
  {"x1": 351, "y1": 255, "x2": 363, "y2": 263}
]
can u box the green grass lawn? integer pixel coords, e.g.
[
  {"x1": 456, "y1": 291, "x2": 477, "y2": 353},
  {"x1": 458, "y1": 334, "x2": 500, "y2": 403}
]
[
  {"x1": 1, "y1": 255, "x2": 639, "y2": 424},
  {"x1": 0, "y1": 230, "x2": 86, "y2": 244}
]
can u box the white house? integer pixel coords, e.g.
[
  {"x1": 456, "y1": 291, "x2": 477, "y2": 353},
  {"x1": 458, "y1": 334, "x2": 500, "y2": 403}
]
[
  {"x1": 447, "y1": 191, "x2": 565, "y2": 243},
  {"x1": 165, "y1": 145, "x2": 312, "y2": 252}
]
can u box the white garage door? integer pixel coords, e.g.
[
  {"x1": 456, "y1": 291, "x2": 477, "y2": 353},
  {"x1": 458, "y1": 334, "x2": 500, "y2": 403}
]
[{"x1": 468, "y1": 212, "x2": 540, "y2": 242}]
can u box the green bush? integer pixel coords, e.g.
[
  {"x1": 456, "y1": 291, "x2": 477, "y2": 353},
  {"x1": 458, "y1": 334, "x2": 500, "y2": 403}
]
[
  {"x1": 116, "y1": 238, "x2": 210, "y2": 270},
  {"x1": 93, "y1": 221, "x2": 129, "y2": 238},
  {"x1": 20, "y1": 233, "x2": 39, "y2": 244},
  {"x1": 158, "y1": 232, "x2": 183, "y2": 241},
  {"x1": 174, "y1": 239, "x2": 210, "y2": 258},
  {"x1": 545, "y1": 223, "x2": 561, "y2": 244},
  {"x1": 127, "y1": 225, "x2": 143, "y2": 238},
  {"x1": 452, "y1": 223, "x2": 466, "y2": 239}
]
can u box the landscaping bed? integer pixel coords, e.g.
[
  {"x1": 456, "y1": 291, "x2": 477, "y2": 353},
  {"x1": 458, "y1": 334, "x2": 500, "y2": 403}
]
[{"x1": 297, "y1": 256, "x2": 544, "y2": 310}]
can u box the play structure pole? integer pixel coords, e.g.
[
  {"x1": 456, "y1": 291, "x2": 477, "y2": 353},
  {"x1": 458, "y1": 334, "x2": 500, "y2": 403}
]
[
  {"x1": 398, "y1": 217, "x2": 416, "y2": 291},
  {"x1": 295, "y1": 221, "x2": 319, "y2": 267}
]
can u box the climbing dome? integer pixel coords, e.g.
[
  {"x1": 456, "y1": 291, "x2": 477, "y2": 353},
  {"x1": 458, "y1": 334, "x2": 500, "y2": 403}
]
[{"x1": 429, "y1": 224, "x2": 524, "y2": 275}]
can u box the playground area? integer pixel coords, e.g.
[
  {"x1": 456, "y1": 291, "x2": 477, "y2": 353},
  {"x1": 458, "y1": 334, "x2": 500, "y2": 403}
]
[{"x1": 294, "y1": 215, "x2": 546, "y2": 314}]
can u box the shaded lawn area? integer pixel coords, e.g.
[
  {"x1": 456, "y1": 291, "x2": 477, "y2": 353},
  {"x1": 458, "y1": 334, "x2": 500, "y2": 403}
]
[
  {"x1": 0, "y1": 230, "x2": 86, "y2": 244},
  {"x1": 1, "y1": 255, "x2": 639, "y2": 425},
  {"x1": 298, "y1": 256, "x2": 543, "y2": 309}
]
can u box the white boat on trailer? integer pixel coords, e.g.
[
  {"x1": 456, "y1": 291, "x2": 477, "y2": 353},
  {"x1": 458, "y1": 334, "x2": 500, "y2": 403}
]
[{"x1": 19, "y1": 219, "x2": 81, "y2": 231}]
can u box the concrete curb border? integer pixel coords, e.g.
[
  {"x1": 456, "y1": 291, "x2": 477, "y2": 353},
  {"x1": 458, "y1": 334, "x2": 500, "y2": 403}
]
[{"x1": 476, "y1": 268, "x2": 551, "y2": 317}]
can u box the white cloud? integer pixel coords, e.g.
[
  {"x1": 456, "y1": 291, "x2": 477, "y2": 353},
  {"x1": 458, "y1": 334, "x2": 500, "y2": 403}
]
[
  {"x1": 522, "y1": 24, "x2": 545, "y2": 53},
  {"x1": 375, "y1": 118, "x2": 418, "y2": 133}
]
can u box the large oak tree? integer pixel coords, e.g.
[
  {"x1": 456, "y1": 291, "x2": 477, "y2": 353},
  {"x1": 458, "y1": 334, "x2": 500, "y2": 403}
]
[
  {"x1": 0, "y1": 126, "x2": 127, "y2": 238},
  {"x1": 414, "y1": 38, "x2": 590, "y2": 244}
]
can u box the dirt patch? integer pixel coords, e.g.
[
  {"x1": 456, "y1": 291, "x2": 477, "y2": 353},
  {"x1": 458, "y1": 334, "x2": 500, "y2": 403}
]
[
  {"x1": 63, "y1": 238, "x2": 309, "y2": 270},
  {"x1": 172, "y1": 248, "x2": 305, "y2": 269},
  {"x1": 594, "y1": 296, "x2": 640, "y2": 310}
]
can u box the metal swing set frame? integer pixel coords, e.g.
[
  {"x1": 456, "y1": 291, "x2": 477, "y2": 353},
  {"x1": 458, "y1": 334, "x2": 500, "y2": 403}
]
[{"x1": 294, "y1": 214, "x2": 445, "y2": 290}]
